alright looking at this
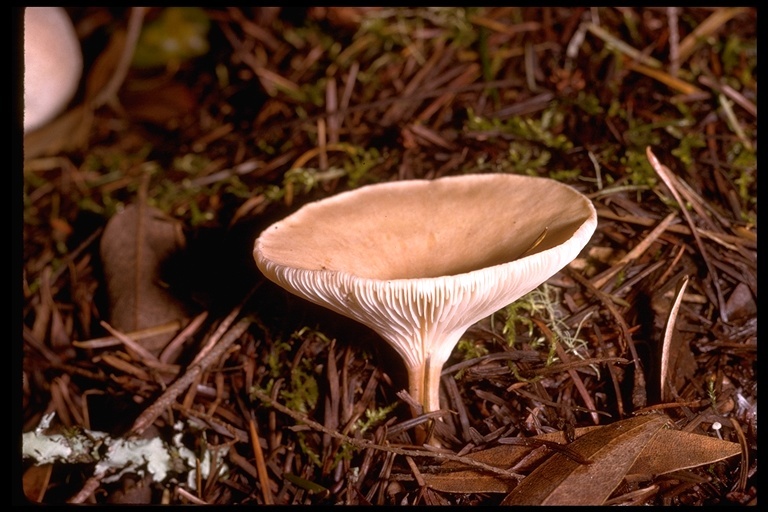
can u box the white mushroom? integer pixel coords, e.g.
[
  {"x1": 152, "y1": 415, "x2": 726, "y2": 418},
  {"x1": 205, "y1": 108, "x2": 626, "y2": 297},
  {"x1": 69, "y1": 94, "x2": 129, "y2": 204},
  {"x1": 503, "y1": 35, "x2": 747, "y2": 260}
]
[
  {"x1": 23, "y1": 7, "x2": 83, "y2": 133},
  {"x1": 254, "y1": 174, "x2": 597, "y2": 418}
]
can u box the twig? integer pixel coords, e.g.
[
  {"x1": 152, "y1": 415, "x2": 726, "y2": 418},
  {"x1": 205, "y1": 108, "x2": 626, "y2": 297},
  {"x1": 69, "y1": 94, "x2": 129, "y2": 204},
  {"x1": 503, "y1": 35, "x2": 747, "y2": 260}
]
[
  {"x1": 250, "y1": 387, "x2": 524, "y2": 481},
  {"x1": 253, "y1": 78, "x2": 525, "y2": 136},
  {"x1": 586, "y1": 23, "x2": 663, "y2": 69},
  {"x1": 68, "y1": 476, "x2": 103, "y2": 504},
  {"x1": 646, "y1": 147, "x2": 728, "y2": 322},
  {"x1": 130, "y1": 317, "x2": 252, "y2": 436},
  {"x1": 159, "y1": 312, "x2": 209, "y2": 364},
  {"x1": 717, "y1": 93, "x2": 753, "y2": 151},
  {"x1": 248, "y1": 418, "x2": 274, "y2": 504},
  {"x1": 176, "y1": 486, "x2": 209, "y2": 505},
  {"x1": 533, "y1": 317, "x2": 599, "y2": 424},
  {"x1": 667, "y1": 8, "x2": 680, "y2": 76},
  {"x1": 623, "y1": 60, "x2": 704, "y2": 95},
  {"x1": 49, "y1": 227, "x2": 104, "y2": 287},
  {"x1": 74, "y1": 321, "x2": 184, "y2": 350},
  {"x1": 596, "y1": 209, "x2": 756, "y2": 249},
  {"x1": 592, "y1": 212, "x2": 678, "y2": 290},
  {"x1": 698, "y1": 75, "x2": 757, "y2": 118},
  {"x1": 91, "y1": 7, "x2": 147, "y2": 109},
  {"x1": 567, "y1": 268, "x2": 648, "y2": 409},
  {"x1": 100, "y1": 320, "x2": 161, "y2": 364},
  {"x1": 729, "y1": 417, "x2": 749, "y2": 492},
  {"x1": 677, "y1": 7, "x2": 750, "y2": 63},
  {"x1": 511, "y1": 386, "x2": 612, "y2": 418},
  {"x1": 191, "y1": 286, "x2": 257, "y2": 366}
]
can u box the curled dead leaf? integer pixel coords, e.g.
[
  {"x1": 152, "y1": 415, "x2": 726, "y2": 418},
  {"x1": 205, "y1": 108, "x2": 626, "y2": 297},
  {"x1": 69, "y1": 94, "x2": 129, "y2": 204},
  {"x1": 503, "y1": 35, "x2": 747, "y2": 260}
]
[
  {"x1": 424, "y1": 414, "x2": 741, "y2": 505},
  {"x1": 100, "y1": 203, "x2": 190, "y2": 354}
]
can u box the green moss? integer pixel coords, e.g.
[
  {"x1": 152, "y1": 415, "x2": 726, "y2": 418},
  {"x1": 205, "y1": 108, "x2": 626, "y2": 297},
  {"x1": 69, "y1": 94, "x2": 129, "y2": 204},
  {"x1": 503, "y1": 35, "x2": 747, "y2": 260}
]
[
  {"x1": 466, "y1": 107, "x2": 574, "y2": 151},
  {"x1": 132, "y1": 7, "x2": 210, "y2": 69},
  {"x1": 354, "y1": 404, "x2": 398, "y2": 435},
  {"x1": 457, "y1": 338, "x2": 489, "y2": 361},
  {"x1": 671, "y1": 133, "x2": 707, "y2": 169},
  {"x1": 499, "y1": 284, "x2": 591, "y2": 365}
]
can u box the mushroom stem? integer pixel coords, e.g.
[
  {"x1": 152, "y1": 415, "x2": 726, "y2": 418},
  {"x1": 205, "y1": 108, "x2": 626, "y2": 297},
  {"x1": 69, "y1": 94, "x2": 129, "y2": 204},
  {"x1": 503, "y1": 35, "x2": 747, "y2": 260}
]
[
  {"x1": 385, "y1": 325, "x2": 464, "y2": 418},
  {"x1": 403, "y1": 350, "x2": 452, "y2": 445},
  {"x1": 406, "y1": 352, "x2": 450, "y2": 416},
  {"x1": 423, "y1": 355, "x2": 445, "y2": 415}
]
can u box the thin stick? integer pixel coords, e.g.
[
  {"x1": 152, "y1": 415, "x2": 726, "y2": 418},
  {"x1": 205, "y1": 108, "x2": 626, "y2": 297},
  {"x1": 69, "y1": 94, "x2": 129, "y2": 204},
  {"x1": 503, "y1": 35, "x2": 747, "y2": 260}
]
[
  {"x1": 729, "y1": 417, "x2": 749, "y2": 492},
  {"x1": 646, "y1": 147, "x2": 728, "y2": 322},
  {"x1": 568, "y1": 268, "x2": 648, "y2": 409},
  {"x1": 130, "y1": 317, "x2": 251, "y2": 436},
  {"x1": 586, "y1": 23, "x2": 663, "y2": 69},
  {"x1": 191, "y1": 286, "x2": 257, "y2": 366},
  {"x1": 91, "y1": 7, "x2": 147, "y2": 109},
  {"x1": 68, "y1": 476, "x2": 102, "y2": 504},
  {"x1": 532, "y1": 317, "x2": 599, "y2": 424},
  {"x1": 519, "y1": 227, "x2": 548, "y2": 258},
  {"x1": 698, "y1": 75, "x2": 757, "y2": 118},
  {"x1": 74, "y1": 320, "x2": 183, "y2": 350},
  {"x1": 592, "y1": 212, "x2": 677, "y2": 289},
  {"x1": 160, "y1": 312, "x2": 209, "y2": 364},
  {"x1": 100, "y1": 320, "x2": 160, "y2": 364},
  {"x1": 250, "y1": 387, "x2": 523, "y2": 481},
  {"x1": 176, "y1": 486, "x2": 209, "y2": 505},
  {"x1": 677, "y1": 7, "x2": 750, "y2": 63},
  {"x1": 667, "y1": 8, "x2": 680, "y2": 76},
  {"x1": 248, "y1": 418, "x2": 274, "y2": 504}
]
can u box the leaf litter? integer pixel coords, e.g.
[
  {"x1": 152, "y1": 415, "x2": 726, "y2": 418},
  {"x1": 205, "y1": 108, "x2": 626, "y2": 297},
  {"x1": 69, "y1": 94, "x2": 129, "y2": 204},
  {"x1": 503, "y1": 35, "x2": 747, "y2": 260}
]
[{"x1": 21, "y1": 7, "x2": 756, "y2": 505}]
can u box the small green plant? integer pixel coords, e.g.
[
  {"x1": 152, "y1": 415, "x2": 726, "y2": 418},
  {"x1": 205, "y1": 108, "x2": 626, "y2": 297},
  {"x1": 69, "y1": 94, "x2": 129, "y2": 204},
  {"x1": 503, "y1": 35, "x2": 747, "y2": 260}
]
[
  {"x1": 266, "y1": 340, "x2": 293, "y2": 379},
  {"x1": 706, "y1": 373, "x2": 718, "y2": 410},
  {"x1": 671, "y1": 132, "x2": 707, "y2": 169},
  {"x1": 466, "y1": 107, "x2": 574, "y2": 151},
  {"x1": 343, "y1": 147, "x2": 385, "y2": 188},
  {"x1": 132, "y1": 7, "x2": 211, "y2": 69},
  {"x1": 457, "y1": 338, "x2": 489, "y2": 361},
  {"x1": 720, "y1": 35, "x2": 757, "y2": 89},
  {"x1": 354, "y1": 403, "x2": 398, "y2": 436},
  {"x1": 499, "y1": 284, "x2": 591, "y2": 366},
  {"x1": 283, "y1": 167, "x2": 347, "y2": 197},
  {"x1": 569, "y1": 90, "x2": 605, "y2": 116},
  {"x1": 619, "y1": 148, "x2": 658, "y2": 190},
  {"x1": 358, "y1": 8, "x2": 479, "y2": 56}
]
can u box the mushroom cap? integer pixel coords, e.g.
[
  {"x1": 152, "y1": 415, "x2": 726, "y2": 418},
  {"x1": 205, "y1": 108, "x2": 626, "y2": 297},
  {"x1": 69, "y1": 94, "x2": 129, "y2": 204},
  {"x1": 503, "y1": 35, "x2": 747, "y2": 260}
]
[
  {"x1": 254, "y1": 173, "x2": 597, "y2": 373},
  {"x1": 24, "y1": 7, "x2": 83, "y2": 133}
]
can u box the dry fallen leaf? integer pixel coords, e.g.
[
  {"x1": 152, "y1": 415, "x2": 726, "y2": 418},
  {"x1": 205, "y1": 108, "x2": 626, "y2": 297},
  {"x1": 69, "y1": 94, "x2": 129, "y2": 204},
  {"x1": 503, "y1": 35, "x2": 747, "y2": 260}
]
[
  {"x1": 500, "y1": 415, "x2": 667, "y2": 505},
  {"x1": 723, "y1": 282, "x2": 757, "y2": 322},
  {"x1": 629, "y1": 427, "x2": 742, "y2": 477},
  {"x1": 100, "y1": 203, "x2": 190, "y2": 354},
  {"x1": 22, "y1": 464, "x2": 53, "y2": 503},
  {"x1": 121, "y1": 81, "x2": 197, "y2": 127},
  {"x1": 424, "y1": 415, "x2": 741, "y2": 503}
]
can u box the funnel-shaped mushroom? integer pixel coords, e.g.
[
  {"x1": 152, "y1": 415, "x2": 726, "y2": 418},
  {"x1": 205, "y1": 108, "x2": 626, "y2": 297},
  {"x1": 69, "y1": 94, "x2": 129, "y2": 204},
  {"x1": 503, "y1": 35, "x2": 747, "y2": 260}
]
[{"x1": 254, "y1": 174, "x2": 597, "y2": 416}]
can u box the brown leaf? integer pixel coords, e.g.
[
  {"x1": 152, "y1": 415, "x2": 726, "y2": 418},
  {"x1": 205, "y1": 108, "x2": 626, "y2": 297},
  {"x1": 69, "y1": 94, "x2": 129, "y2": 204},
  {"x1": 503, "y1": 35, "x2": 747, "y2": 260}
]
[
  {"x1": 121, "y1": 81, "x2": 197, "y2": 126},
  {"x1": 501, "y1": 415, "x2": 667, "y2": 505},
  {"x1": 723, "y1": 282, "x2": 757, "y2": 322},
  {"x1": 23, "y1": 464, "x2": 53, "y2": 502},
  {"x1": 100, "y1": 203, "x2": 189, "y2": 354},
  {"x1": 629, "y1": 428, "x2": 741, "y2": 477},
  {"x1": 23, "y1": 105, "x2": 93, "y2": 160},
  {"x1": 425, "y1": 416, "x2": 742, "y2": 501},
  {"x1": 423, "y1": 445, "x2": 534, "y2": 494}
]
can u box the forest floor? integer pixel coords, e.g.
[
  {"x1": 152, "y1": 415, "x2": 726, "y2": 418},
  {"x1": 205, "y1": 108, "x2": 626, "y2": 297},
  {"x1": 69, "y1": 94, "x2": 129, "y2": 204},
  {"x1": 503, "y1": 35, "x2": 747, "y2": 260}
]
[{"x1": 19, "y1": 7, "x2": 756, "y2": 505}]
